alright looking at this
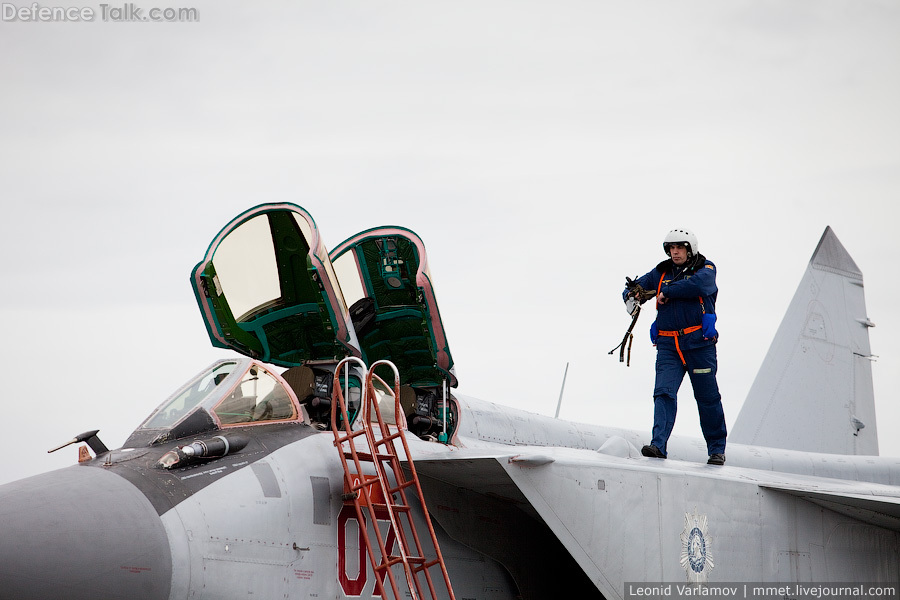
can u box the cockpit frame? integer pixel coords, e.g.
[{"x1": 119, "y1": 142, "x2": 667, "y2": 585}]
[{"x1": 131, "y1": 357, "x2": 305, "y2": 446}]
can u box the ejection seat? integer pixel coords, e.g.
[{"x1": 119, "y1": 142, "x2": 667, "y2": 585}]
[
  {"x1": 399, "y1": 386, "x2": 418, "y2": 423},
  {"x1": 281, "y1": 365, "x2": 317, "y2": 405},
  {"x1": 215, "y1": 388, "x2": 257, "y2": 424}
]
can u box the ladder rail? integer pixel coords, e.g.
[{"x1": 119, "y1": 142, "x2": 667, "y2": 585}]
[
  {"x1": 330, "y1": 357, "x2": 399, "y2": 598},
  {"x1": 366, "y1": 361, "x2": 456, "y2": 600},
  {"x1": 388, "y1": 429, "x2": 448, "y2": 600},
  {"x1": 363, "y1": 362, "x2": 424, "y2": 598}
]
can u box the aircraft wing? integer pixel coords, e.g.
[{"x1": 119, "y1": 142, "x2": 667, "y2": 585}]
[
  {"x1": 408, "y1": 446, "x2": 900, "y2": 598},
  {"x1": 410, "y1": 448, "x2": 619, "y2": 598},
  {"x1": 411, "y1": 446, "x2": 708, "y2": 598},
  {"x1": 759, "y1": 483, "x2": 900, "y2": 533}
]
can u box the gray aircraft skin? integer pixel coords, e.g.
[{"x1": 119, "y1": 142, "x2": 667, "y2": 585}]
[{"x1": 1, "y1": 204, "x2": 898, "y2": 600}]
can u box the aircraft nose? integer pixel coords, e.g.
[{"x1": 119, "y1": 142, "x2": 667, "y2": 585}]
[{"x1": 0, "y1": 465, "x2": 172, "y2": 600}]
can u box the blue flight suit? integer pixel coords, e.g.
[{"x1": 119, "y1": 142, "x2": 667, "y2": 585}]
[{"x1": 625, "y1": 253, "x2": 726, "y2": 457}]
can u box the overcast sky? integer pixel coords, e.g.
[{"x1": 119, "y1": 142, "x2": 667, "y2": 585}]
[{"x1": 1, "y1": 1, "x2": 898, "y2": 485}]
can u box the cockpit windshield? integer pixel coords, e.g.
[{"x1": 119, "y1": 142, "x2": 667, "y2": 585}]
[
  {"x1": 142, "y1": 361, "x2": 238, "y2": 429},
  {"x1": 213, "y1": 364, "x2": 297, "y2": 425}
]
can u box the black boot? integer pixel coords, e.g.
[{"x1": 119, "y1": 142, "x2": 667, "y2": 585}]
[{"x1": 641, "y1": 444, "x2": 666, "y2": 459}]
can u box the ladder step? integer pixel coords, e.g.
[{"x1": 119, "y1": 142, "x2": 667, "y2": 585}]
[
  {"x1": 374, "y1": 556, "x2": 409, "y2": 570},
  {"x1": 347, "y1": 477, "x2": 382, "y2": 493},
  {"x1": 333, "y1": 429, "x2": 368, "y2": 444},
  {"x1": 412, "y1": 558, "x2": 442, "y2": 572},
  {"x1": 374, "y1": 555, "x2": 426, "y2": 570},
  {"x1": 373, "y1": 503, "x2": 411, "y2": 513},
  {"x1": 388, "y1": 480, "x2": 417, "y2": 494},
  {"x1": 373, "y1": 430, "x2": 405, "y2": 445},
  {"x1": 347, "y1": 451, "x2": 395, "y2": 462}
]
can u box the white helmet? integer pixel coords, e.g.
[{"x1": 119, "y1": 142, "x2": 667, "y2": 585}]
[{"x1": 663, "y1": 228, "x2": 698, "y2": 256}]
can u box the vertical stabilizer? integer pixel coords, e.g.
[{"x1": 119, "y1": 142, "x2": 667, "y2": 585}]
[{"x1": 730, "y1": 227, "x2": 878, "y2": 455}]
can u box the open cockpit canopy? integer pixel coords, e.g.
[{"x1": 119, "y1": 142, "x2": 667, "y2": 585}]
[
  {"x1": 191, "y1": 203, "x2": 456, "y2": 392},
  {"x1": 331, "y1": 227, "x2": 456, "y2": 389},
  {"x1": 191, "y1": 203, "x2": 361, "y2": 367}
]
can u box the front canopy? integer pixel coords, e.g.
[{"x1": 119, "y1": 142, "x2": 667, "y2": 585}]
[{"x1": 191, "y1": 203, "x2": 360, "y2": 367}]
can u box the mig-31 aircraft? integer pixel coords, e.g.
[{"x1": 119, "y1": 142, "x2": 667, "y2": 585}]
[{"x1": 1, "y1": 203, "x2": 897, "y2": 600}]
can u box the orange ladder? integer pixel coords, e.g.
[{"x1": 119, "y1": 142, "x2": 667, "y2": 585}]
[{"x1": 330, "y1": 358, "x2": 456, "y2": 600}]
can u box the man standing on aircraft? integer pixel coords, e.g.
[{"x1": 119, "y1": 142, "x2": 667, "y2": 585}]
[{"x1": 623, "y1": 228, "x2": 727, "y2": 465}]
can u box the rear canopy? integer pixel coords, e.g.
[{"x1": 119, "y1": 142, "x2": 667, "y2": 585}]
[{"x1": 331, "y1": 227, "x2": 456, "y2": 388}]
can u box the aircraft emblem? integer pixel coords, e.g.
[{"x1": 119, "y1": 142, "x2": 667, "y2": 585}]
[{"x1": 680, "y1": 507, "x2": 714, "y2": 583}]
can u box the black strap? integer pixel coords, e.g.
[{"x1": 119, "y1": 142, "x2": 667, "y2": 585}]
[{"x1": 609, "y1": 305, "x2": 641, "y2": 366}]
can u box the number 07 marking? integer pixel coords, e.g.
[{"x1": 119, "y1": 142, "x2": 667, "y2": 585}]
[{"x1": 337, "y1": 505, "x2": 397, "y2": 596}]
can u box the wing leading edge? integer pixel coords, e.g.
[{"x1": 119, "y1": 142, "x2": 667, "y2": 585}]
[{"x1": 759, "y1": 483, "x2": 900, "y2": 533}]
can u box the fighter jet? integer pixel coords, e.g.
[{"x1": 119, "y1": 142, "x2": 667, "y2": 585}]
[{"x1": 1, "y1": 203, "x2": 897, "y2": 600}]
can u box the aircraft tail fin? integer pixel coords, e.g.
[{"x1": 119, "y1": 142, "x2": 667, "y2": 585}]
[{"x1": 730, "y1": 227, "x2": 879, "y2": 455}]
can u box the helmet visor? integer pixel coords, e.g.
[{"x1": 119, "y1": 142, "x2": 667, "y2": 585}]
[{"x1": 664, "y1": 241, "x2": 689, "y2": 253}]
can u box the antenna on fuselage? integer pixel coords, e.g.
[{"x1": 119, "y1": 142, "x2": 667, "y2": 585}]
[{"x1": 554, "y1": 362, "x2": 569, "y2": 419}]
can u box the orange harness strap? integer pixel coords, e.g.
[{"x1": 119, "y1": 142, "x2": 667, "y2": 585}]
[
  {"x1": 655, "y1": 269, "x2": 706, "y2": 365},
  {"x1": 657, "y1": 270, "x2": 706, "y2": 313},
  {"x1": 656, "y1": 274, "x2": 665, "y2": 309},
  {"x1": 657, "y1": 325, "x2": 702, "y2": 365}
]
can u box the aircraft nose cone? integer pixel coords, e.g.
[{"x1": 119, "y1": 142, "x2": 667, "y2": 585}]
[{"x1": 0, "y1": 465, "x2": 172, "y2": 600}]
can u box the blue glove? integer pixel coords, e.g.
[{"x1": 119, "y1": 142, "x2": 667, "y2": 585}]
[
  {"x1": 702, "y1": 313, "x2": 718, "y2": 339},
  {"x1": 650, "y1": 321, "x2": 659, "y2": 345},
  {"x1": 622, "y1": 288, "x2": 631, "y2": 302}
]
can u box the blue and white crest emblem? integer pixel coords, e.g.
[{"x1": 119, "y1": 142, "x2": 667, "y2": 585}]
[{"x1": 680, "y1": 507, "x2": 714, "y2": 582}]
